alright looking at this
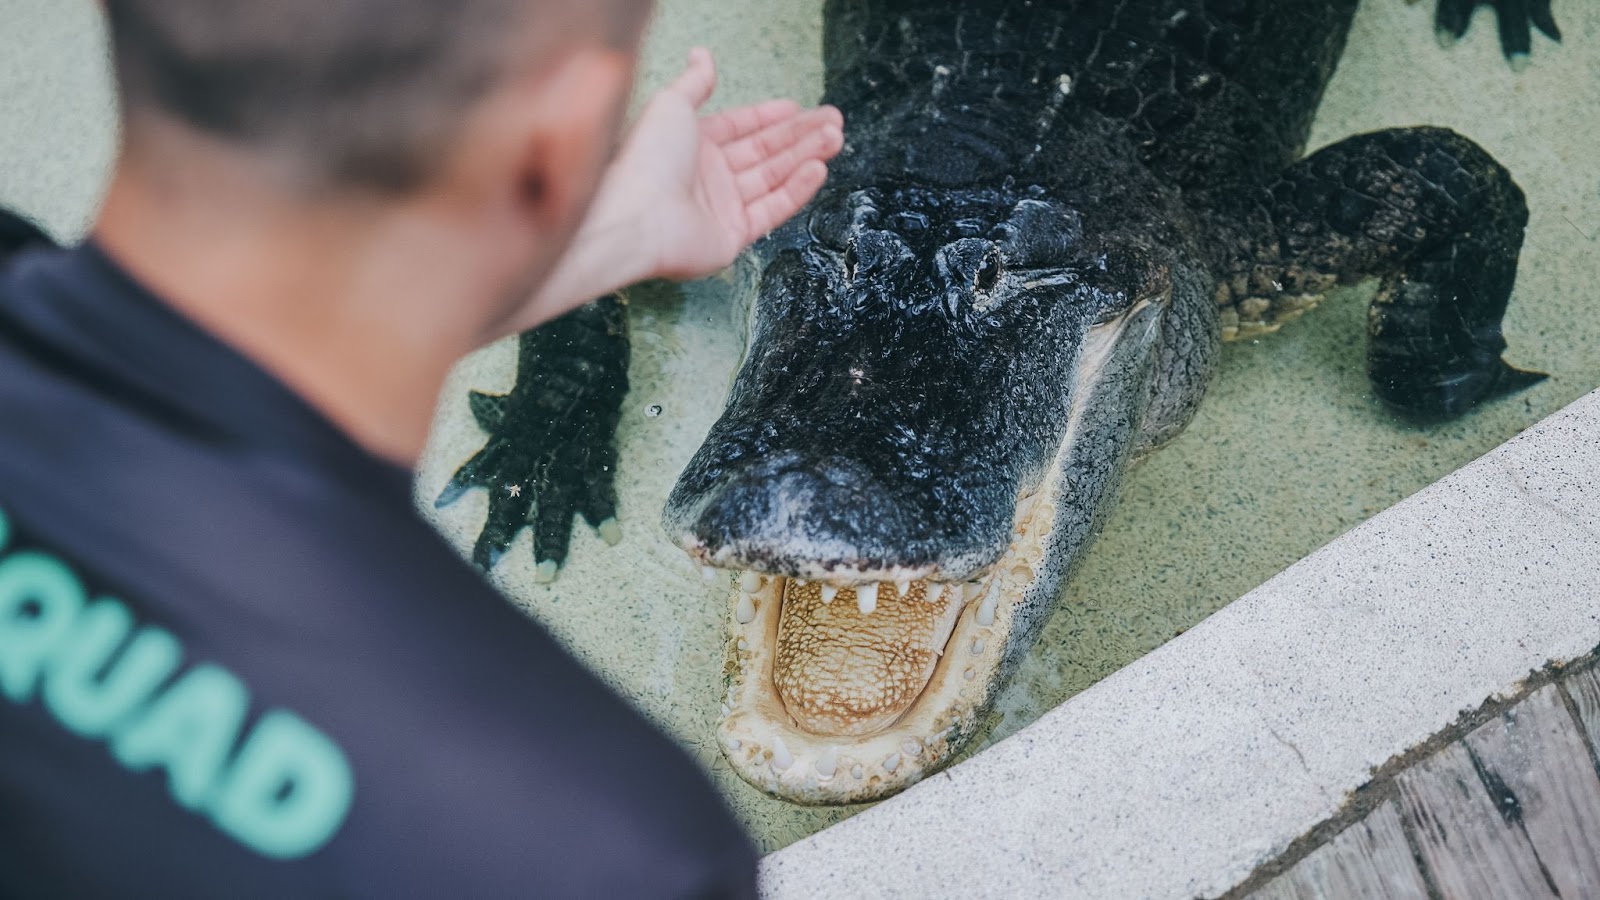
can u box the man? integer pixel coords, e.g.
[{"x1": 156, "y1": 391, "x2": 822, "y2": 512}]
[{"x1": 0, "y1": 0, "x2": 842, "y2": 896}]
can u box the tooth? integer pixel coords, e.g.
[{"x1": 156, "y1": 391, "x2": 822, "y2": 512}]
[
  {"x1": 739, "y1": 571, "x2": 763, "y2": 593},
  {"x1": 720, "y1": 703, "x2": 732, "y2": 716},
  {"x1": 820, "y1": 584, "x2": 838, "y2": 604},
  {"x1": 965, "y1": 581, "x2": 986, "y2": 602},
  {"x1": 736, "y1": 638, "x2": 749, "y2": 651},
  {"x1": 971, "y1": 637, "x2": 986, "y2": 655},
  {"x1": 851, "y1": 764, "x2": 864, "y2": 780},
  {"x1": 926, "y1": 583, "x2": 944, "y2": 603},
  {"x1": 964, "y1": 667, "x2": 977, "y2": 680},
  {"x1": 976, "y1": 594, "x2": 997, "y2": 627},
  {"x1": 815, "y1": 746, "x2": 839, "y2": 779},
  {"x1": 700, "y1": 565, "x2": 718, "y2": 584},
  {"x1": 882, "y1": 752, "x2": 901, "y2": 774},
  {"x1": 728, "y1": 739, "x2": 742, "y2": 751},
  {"x1": 895, "y1": 579, "x2": 910, "y2": 597},
  {"x1": 856, "y1": 582, "x2": 878, "y2": 615},
  {"x1": 901, "y1": 739, "x2": 922, "y2": 756},
  {"x1": 735, "y1": 592, "x2": 756, "y2": 624},
  {"x1": 770, "y1": 736, "x2": 794, "y2": 771}
]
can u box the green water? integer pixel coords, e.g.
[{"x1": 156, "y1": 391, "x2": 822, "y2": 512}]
[{"x1": 4, "y1": 0, "x2": 1597, "y2": 854}]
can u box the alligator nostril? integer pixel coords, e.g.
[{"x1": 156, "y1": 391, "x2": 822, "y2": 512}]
[
  {"x1": 845, "y1": 230, "x2": 911, "y2": 281},
  {"x1": 936, "y1": 237, "x2": 1001, "y2": 294},
  {"x1": 975, "y1": 248, "x2": 1002, "y2": 292}
]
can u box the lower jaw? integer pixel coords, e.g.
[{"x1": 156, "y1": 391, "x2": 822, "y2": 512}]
[{"x1": 715, "y1": 497, "x2": 1057, "y2": 805}]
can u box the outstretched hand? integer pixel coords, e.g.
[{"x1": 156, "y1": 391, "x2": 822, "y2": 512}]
[
  {"x1": 619, "y1": 47, "x2": 845, "y2": 279},
  {"x1": 520, "y1": 49, "x2": 843, "y2": 330}
]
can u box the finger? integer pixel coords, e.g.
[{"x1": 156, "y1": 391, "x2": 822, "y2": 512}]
[
  {"x1": 531, "y1": 488, "x2": 577, "y2": 583},
  {"x1": 436, "y1": 441, "x2": 502, "y2": 508},
  {"x1": 744, "y1": 159, "x2": 830, "y2": 239},
  {"x1": 735, "y1": 125, "x2": 844, "y2": 202},
  {"x1": 701, "y1": 98, "x2": 803, "y2": 145},
  {"x1": 1434, "y1": 0, "x2": 1474, "y2": 47},
  {"x1": 1497, "y1": 0, "x2": 1533, "y2": 65},
  {"x1": 472, "y1": 476, "x2": 534, "y2": 571},
  {"x1": 668, "y1": 46, "x2": 717, "y2": 110},
  {"x1": 579, "y1": 416, "x2": 622, "y2": 546},
  {"x1": 720, "y1": 107, "x2": 845, "y2": 173},
  {"x1": 1530, "y1": 0, "x2": 1560, "y2": 41}
]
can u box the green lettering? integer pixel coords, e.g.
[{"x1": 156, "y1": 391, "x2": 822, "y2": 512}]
[
  {"x1": 211, "y1": 710, "x2": 353, "y2": 860},
  {"x1": 44, "y1": 598, "x2": 181, "y2": 739},
  {"x1": 111, "y1": 664, "x2": 248, "y2": 810},
  {"x1": 0, "y1": 505, "x2": 10, "y2": 553},
  {"x1": 0, "y1": 552, "x2": 86, "y2": 703}
]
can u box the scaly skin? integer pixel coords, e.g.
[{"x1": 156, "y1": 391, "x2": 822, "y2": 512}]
[{"x1": 437, "y1": 295, "x2": 628, "y2": 578}]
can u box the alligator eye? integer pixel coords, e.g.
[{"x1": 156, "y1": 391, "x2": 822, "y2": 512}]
[
  {"x1": 844, "y1": 242, "x2": 859, "y2": 280},
  {"x1": 975, "y1": 249, "x2": 1002, "y2": 292}
]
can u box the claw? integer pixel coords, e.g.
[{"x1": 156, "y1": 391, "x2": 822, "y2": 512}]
[
  {"x1": 597, "y1": 517, "x2": 623, "y2": 546},
  {"x1": 434, "y1": 479, "x2": 470, "y2": 509},
  {"x1": 473, "y1": 539, "x2": 508, "y2": 573}
]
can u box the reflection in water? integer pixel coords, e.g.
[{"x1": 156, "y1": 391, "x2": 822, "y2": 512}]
[{"x1": 418, "y1": 0, "x2": 1600, "y2": 852}]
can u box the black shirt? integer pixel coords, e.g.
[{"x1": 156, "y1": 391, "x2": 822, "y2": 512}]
[{"x1": 0, "y1": 211, "x2": 756, "y2": 898}]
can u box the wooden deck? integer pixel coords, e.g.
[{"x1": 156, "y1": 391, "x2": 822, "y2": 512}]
[{"x1": 1235, "y1": 663, "x2": 1600, "y2": 899}]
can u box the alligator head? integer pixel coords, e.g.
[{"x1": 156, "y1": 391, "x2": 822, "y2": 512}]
[{"x1": 664, "y1": 182, "x2": 1177, "y2": 804}]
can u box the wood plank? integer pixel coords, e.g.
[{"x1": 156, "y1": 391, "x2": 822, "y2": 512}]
[
  {"x1": 1460, "y1": 684, "x2": 1600, "y2": 898},
  {"x1": 1564, "y1": 667, "x2": 1600, "y2": 763},
  {"x1": 1395, "y1": 741, "x2": 1556, "y2": 898},
  {"x1": 1248, "y1": 801, "x2": 1430, "y2": 900}
]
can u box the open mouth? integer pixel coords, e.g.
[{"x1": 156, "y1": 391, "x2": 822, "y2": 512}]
[
  {"x1": 712, "y1": 487, "x2": 1059, "y2": 805},
  {"x1": 694, "y1": 292, "x2": 1165, "y2": 805}
]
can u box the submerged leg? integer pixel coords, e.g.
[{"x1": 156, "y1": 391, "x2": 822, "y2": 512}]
[
  {"x1": 1433, "y1": 0, "x2": 1561, "y2": 67},
  {"x1": 436, "y1": 295, "x2": 629, "y2": 579},
  {"x1": 1218, "y1": 126, "x2": 1543, "y2": 418}
]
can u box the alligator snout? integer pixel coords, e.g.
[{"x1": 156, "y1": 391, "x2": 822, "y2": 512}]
[{"x1": 664, "y1": 428, "x2": 1013, "y2": 583}]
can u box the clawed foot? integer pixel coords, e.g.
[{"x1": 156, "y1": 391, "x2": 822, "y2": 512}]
[
  {"x1": 1430, "y1": 0, "x2": 1561, "y2": 69},
  {"x1": 436, "y1": 297, "x2": 629, "y2": 581}
]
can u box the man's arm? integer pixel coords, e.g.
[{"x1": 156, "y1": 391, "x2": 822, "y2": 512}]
[{"x1": 506, "y1": 48, "x2": 843, "y2": 334}]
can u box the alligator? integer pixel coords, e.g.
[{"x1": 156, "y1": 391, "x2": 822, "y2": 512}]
[{"x1": 439, "y1": 0, "x2": 1557, "y2": 805}]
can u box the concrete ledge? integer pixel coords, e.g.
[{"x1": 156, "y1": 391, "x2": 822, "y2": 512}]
[{"x1": 761, "y1": 389, "x2": 1600, "y2": 899}]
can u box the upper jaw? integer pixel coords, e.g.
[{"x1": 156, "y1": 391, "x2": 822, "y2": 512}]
[{"x1": 663, "y1": 445, "x2": 1019, "y2": 585}]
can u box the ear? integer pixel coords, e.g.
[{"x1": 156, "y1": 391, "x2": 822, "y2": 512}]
[{"x1": 510, "y1": 48, "x2": 636, "y2": 235}]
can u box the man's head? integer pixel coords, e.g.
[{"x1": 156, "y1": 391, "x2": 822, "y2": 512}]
[
  {"x1": 99, "y1": 0, "x2": 653, "y2": 343},
  {"x1": 90, "y1": 0, "x2": 657, "y2": 461},
  {"x1": 104, "y1": 0, "x2": 650, "y2": 193}
]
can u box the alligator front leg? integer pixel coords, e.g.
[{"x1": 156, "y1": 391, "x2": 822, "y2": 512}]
[
  {"x1": 1219, "y1": 125, "x2": 1544, "y2": 418},
  {"x1": 436, "y1": 295, "x2": 629, "y2": 580},
  {"x1": 1430, "y1": 0, "x2": 1561, "y2": 66}
]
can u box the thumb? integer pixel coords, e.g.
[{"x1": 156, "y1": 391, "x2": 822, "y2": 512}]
[{"x1": 666, "y1": 47, "x2": 717, "y2": 109}]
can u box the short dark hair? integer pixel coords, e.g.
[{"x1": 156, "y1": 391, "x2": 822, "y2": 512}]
[{"x1": 104, "y1": 1, "x2": 645, "y2": 193}]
